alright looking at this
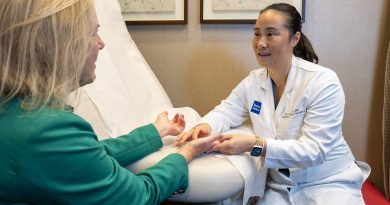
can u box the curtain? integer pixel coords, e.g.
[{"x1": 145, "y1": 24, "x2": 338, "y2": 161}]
[{"x1": 384, "y1": 41, "x2": 390, "y2": 200}]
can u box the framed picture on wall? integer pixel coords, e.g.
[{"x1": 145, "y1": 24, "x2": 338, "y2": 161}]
[
  {"x1": 200, "y1": 0, "x2": 305, "y2": 24},
  {"x1": 118, "y1": 0, "x2": 188, "y2": 25}
]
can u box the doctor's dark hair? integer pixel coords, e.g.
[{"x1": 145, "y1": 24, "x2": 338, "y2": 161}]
[{"x1": 260, "y1": 3, "x2": 319, "y2": 64}]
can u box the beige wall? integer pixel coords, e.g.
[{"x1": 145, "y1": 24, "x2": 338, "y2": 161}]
[{"x1": 128, "y1": 0, "x2": 389, "y2": 194}]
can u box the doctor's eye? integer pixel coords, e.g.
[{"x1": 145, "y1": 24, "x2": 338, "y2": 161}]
[
  {"x1": 266, "y1": 31, "x2": 280, "y2": 37},
  {"x1": 267, "y1": 32, "x2": 277, "y2": 37}
]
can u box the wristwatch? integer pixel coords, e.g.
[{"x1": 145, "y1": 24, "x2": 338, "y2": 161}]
[{"x1": 250, "y1": 136, "x2": 263, "y2": 157}]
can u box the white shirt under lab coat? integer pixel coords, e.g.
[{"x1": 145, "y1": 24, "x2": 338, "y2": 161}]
[{"x1": 200, "y1": 56, "x2": 366, "y2": 204}]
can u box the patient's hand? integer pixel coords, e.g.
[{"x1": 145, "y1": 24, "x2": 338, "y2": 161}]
[
  {"x1": 153, "y1": 111, "x2": 185, "y2": 138},
  {"x1": 177, "y1": 134, "x2": 223, "y2": 163},
  {"x1": 175, "y1": 123, "x2": 211, "y2": 146}
]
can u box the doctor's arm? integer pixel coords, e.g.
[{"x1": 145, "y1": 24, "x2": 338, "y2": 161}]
[
  {"x1": 176, "y1": 78, "x2": 250, "y2": 145},
  {"x1": 208, "y1": 133, "x2": 267, "y2": 156}
]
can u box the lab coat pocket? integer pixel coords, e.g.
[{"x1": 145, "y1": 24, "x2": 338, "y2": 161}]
[{"x1": 277, "y1": 113, "x2": 305, "y2": 139}]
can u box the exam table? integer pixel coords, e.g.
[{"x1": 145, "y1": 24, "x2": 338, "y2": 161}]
[{"x1": 68, "y1": 0, "x2": 266, "y2": 203}]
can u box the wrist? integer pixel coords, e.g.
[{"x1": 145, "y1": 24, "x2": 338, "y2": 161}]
[
  {"x1": 247, "y1": 137, "x2": 257, "y2": 152},
  {"x1": 177, "y1": 144, "x2": 196, "y2": 163},
  {"x1": 198, "y1": 123, "x2": 212, "y2": 133},
  {"x1": 250, "y1": 136, "x2": 266, "y2": 157},
  {"x1": 153, "y1": 123, "x2": 168, "y2": 138},
  {"x1": 261, "y1": 137, "x2": 267, "y2": 157}
]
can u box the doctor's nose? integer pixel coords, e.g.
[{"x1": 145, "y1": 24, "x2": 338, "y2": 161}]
[{"x1": 257, "y1": 37, "x2": 267, "y2": 48}]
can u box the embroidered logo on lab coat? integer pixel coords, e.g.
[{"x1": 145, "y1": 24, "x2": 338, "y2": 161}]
[
  {"x1": 251, "y1": 100, "x2": 262, "y2": 115},
  {"x1": 281, "y1": 108, "x2": 306, "y2": 118}
]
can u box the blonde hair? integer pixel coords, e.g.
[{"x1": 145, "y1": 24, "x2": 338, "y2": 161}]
[{"x1": 0, "y1": 0, "x2": 94, "y2": 110}]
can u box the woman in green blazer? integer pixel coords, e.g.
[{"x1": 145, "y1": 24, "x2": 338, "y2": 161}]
[{"x1": 0, "y1": 0, "x2": 221, "y2": 204}]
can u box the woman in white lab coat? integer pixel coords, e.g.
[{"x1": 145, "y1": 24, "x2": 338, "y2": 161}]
[{"x1": 176, "y1": 3, "x2": 368, "y2": 205}]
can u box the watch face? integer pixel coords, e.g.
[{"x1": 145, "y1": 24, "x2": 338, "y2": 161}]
[{"x1": 250, "y1": 146, "x2": 262, "y2": 156}]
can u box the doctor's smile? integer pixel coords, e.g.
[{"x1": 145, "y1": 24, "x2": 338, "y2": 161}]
[{"x1": 257, "y1": 51, "x2": 271, "y2": 59}]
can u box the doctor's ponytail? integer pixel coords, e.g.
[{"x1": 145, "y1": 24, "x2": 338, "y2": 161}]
[{"x1": 260, "y1": 3, "x2": 319, "y2": 64}]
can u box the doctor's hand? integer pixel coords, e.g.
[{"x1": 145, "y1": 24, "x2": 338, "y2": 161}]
[
  {"x1": 153, "y1": 111, "x2": 185, "y2": 138},
  {"x1": 175, "y1": 123, "x2": 212, "y2": 146},
  {"x1": 177, "y1": 134, "x2": 223, "y2": 163},
  {"x1": 208, "y1": 134, "x2": 256, "y2": 155}
]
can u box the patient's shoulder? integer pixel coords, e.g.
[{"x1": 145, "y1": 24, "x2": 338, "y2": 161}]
[{"x1": 1, "y1": 100, "x2": 95, "y2": 142}]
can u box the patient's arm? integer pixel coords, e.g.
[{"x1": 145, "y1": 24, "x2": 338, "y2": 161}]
[
  {"x1": 100, "y1": 124, "x2": 164, "y2": 166},
  {"x1": 100, "y1": 111, "x2": 184, "y2": 165}
]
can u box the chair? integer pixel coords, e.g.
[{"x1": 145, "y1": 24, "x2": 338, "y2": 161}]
[{"x1": 362, "y1": 181, "x2": 390, "y2": 204}]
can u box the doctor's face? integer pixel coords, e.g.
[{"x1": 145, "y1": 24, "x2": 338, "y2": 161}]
[
  {"x1": 79, "y1": 7, "x2": 105, "y2": 86},
  {"x1": 252, "y1": 10, "x2": 298, "y2": 70}
]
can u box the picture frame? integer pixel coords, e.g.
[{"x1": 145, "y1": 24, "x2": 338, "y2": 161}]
[
  {"x1": 200, "y1": 0, "x2": 305, "y2": 24},
  {"x1": 118, "y1": 0, "x2": 188, "y2": 25}
]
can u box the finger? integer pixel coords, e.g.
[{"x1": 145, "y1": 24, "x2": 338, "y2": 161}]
[
  {"x1": 211, "y1": 139, "x2": 222, "y2": 147},
  {"x1": 222, "y1": 134, "x2": 233, "y2": 139},
  {"x1": 211, "y1": 133, "x2": 223, "y2": 141},
  {"x1": 172, "y1": 113, "x2": 179, "y2": 121},
  {"x1": 178, "y1": 127, "x2": 201, "y2": 144},
  {"x1": 217, "y1": 134, "x2": 231, "y2": 143},
  {"x1": 179, "y1": 114, "x2": 185, "y2": 122},
  {"x1": 192, "y1": 127, "x2": 203, "y2": 140},
  {"x1": 201, "y1": 133, "x2": 223, "y2": 145},
  {"x1": 179, "y1": 132, "x2": 193, "y2": 144},
  {"x1": 176, "y1": 128, "x2": 191, "y2": 141},
  {"x1": 161, "y1": 111, "x2": 168, "y2": 116},
  {"x1": 178, "y1": 115, "x2": 185, "y2": 127},
  {"x1": 175, "y1": 130, "x2": 192, "y2": 146},
  {"x1": 205, "y1": 140, "x2": 222, "y2": 153},
  {"x1": 211, "y1": 140, "x2": 221, "y2": 147},
  {"x1": 158, "y1": 111, "x2": 168, "y2": 120},
  {"x1": 208, "y1": 143, "x2": 223, "y2": 153},
  {"x1": 176, "y1": 131, "x2": 185, "y2": 141}
]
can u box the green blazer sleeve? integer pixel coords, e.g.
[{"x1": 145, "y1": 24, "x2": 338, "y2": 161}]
[
  {"x1": 99, "y1": 123, "x2": 165, "y2": 166},
  {"x1": 15, "y1": 110, "x2": 188, "y2": 205}
]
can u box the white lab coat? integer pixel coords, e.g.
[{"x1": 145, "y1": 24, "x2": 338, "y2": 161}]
[{"x1": 200, "y1": 56, "x2": 367, "y2": 205}]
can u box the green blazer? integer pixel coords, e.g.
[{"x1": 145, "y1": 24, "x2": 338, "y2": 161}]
[{"x1": 0, "y1": 98, "x2": 188, "y2": 204}]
